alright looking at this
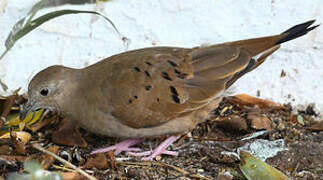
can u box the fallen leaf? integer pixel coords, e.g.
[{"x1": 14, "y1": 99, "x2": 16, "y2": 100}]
[
  {"x1": 0, "y1": 131, "x2": 31, "y2": 144},
  {"x1": 10, "y1": 131, "x2": 26, "y2": 155},
  {"x1": 61, "y1": 172, "x2": 87, "y2": 180},
  {"x1": 247, "y1": 112, "x2": 272, "y2": 130},
  {"x1": 84, "y1": 153, "x2": 109, "y2": 170},
  {"x1": 305, "y1": 121, "x2": 323, "y2": 131},
  {"x1": 227, "y1": 94, "x2": 286, "y2": 110},
  {"x1": 215, "y1": 115, "x2": 248, "y2": 132},
  {"x1": 0, "y1": 145, "x2": 12, "y2": 155},
  {"x1": 52, "y1": 118, "x2": 87, "y2": 147},
  {"x1": 296, "y1": 115, "x2": 305, "y2": 126},
  {"x1": 39, "y1": 145, "x2": 59, "y2": 169},
  {"x1": 289, "y1": 114, "x2": 297, "y2": 124},
  {"x1": 1, "y1": 95, "x2": 17, "y2": 120},
  {"x1": 7, "y1": 161, "x2": 63, "y2": 180},
  {"x1": 108, "y1": 150, "x2": 116, "y2": 170},
  {"x1": 6, "y1": 109, "x2": 44, "y2": 129},
  {"x1": 28, "y1": 116, "x2": 58, "y2": 132},
  {"x1": 0, "y1": 155, "x2": 29, "y2": 162},
  {"x1": 239, "y1": 151, "x2": 288, "y2": 180}
]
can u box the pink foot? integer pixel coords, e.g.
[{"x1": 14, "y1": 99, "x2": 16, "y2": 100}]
[
  {"x1": 90, "y1": 138, "x2": 144, "y2": 155},
  {"x1": 127, "y1": 136, "x2": 180, "y2": 161}
]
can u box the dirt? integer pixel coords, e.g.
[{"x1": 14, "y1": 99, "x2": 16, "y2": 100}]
[{"x1": 0, "y1": 97, "x2": 322, "y2": 180}]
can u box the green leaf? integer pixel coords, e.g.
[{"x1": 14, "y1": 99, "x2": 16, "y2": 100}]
[
  {"x1": 24, "y1": 161, "x2": 42, "y2": 173},
  {"x1": 7, "y1": 9, "x2": 120, "y2": 49},
  {"x1": 239, "y1": 151, "x2": 288, "y2": 180},
  {"x1": 297, "y1": 115, "x2": 304, "y2": 126},
  {"x1": 1, "y1": 8, "x2": 120, "y2": 60},
  {"x1": 7, "y1": 161, "x2": 63, "y2": 180}
]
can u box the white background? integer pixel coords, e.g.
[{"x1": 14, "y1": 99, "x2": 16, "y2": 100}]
[{"x1": 0, "y1": 0, "x2": 322, "y2": 115}]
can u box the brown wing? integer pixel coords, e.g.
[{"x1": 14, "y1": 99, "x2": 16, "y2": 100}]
[{"x1": 94, "y1": 45, "x2": 252, "y2": 128}]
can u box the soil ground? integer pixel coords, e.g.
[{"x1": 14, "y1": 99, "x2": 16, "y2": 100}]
[{"x1": 0, "y1": 97, "x2": 322, "y2": 180}]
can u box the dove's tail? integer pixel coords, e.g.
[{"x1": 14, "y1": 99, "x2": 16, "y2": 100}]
[
  {"x1": 276, "y1": 20, "x2": 319, "y2": 44},
  {"x1": 224, "y1": 20, "x2": 319, "y2": 88},
  {"x1": 222, "y1": 20, "x2": 319, "y2": 57},
  {"x1": 177, "y1": 20, "x2": 319, "y2": 104}
]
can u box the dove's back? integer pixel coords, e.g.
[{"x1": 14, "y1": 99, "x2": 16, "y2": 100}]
[{"x1": 77, "y1": 20, "x2": 318, "y2": 138}]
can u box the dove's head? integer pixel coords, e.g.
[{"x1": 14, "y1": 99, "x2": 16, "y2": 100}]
[{"x1": 20, "y1": 65, "x2": 77, "y2": 120}]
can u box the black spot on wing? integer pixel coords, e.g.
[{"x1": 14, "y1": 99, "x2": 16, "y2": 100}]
[
  {"x1": 169, "y1": 86, "x2": 180, "y2": 104},
  {"x1": 172, "y1": 95, "x2": 180, "y2": 104},
  {"x1": 167, "y1": 60, "x2": 178, "y2": 67},
  {"x1": 145, "y1": 85, "x2": 152, "y2": 91},
  {"x1": 162, "y1": 72, "x2": 172, "y2": 81},
  {"x1": 145, "y1": 70, "x2": 151, "y2": 77},
  {"x1": 169, "y1": 86, "x2": 178, "y2": 96},
  {"x1": 134, "y1": 67, "x2": 141, "y2": 72},
  {"x1": 174, "y1": 69, "x2": 187, "y2": 79}
]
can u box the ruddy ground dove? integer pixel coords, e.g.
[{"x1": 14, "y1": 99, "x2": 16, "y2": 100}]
[{"x1": 20, "y1": 20, "x2": 319, "y2": 160}]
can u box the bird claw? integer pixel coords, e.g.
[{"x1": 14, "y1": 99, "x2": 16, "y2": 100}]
[
  {"x1": 91, "y1": 136, "x2": 180, "y2": 161},
  {"x1": 90, "y1": 138, "x2": 144, "y2": 155}
]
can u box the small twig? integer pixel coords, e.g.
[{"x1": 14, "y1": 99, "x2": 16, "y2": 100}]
[
  {"x1": 52, "y1": 164, "x2": 75, "y2": 172},
  {"x1": 32, "y1": 143, "x2": 97, "y2": 180},
  {"x1": 292, "y1": 162, "x2": 300, "y2": 175}
]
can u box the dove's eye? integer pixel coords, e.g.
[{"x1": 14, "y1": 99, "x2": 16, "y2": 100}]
[{"x1": 40, "y1": 88, "x2": 49, "y2": 96}]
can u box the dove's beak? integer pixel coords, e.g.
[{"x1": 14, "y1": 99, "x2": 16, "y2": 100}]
[{"x1": 20, "y1": 99, "x2": 35, "y2": 120}]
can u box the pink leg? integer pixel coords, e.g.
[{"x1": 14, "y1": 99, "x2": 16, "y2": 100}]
[
  {"x1": 127, "y1": 135, "x2": 180, "y2": 161},
  {"x1": 90, "y1": 138, "x2": 144, "y2": 155}
]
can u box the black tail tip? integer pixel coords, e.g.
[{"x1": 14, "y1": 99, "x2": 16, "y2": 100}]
[{"x1": 276, "y1": 19, "x2": 320, "y2": 44}]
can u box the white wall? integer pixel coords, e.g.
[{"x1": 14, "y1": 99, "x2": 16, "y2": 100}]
[{"x1": 0, "y1": 0, "x2": 322, "y2": 114}]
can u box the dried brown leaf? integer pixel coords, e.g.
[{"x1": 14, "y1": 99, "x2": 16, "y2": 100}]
[
  {"x1": 216, "y1": 115, "x2": 248, "y2": 132},
  {"x1": 306, "y1": 121, "x2": 323, "y2": 131},
  {"x1": 51, "y1": 118, "x2": 87, "y2": 147},
  {"x1": 61, "y1": 172, "x2": 87, "y2": 180},
  {"x1": 247, "y1": 112, "x2": 272, "y2": 130},
  {"x1": 0, "y1": 155, "x2": 29, "y2": 162},
  {"x1": 39, "y1": 145, "x2": 59, "y2": 169},
  {"x1": 10, "y1": 131, "x2": 26, "y2": 155},
  {"x1": 84, "y1": 153, "x2": 109, "y2": 170},
  {"x1": 289, "y1": 114, "x2": 297, "y2": 124},
  {"x1": 107, "y1": 150, "x2": 116, "y2": 170},
  {"x1": 0, "y1": 145, "x2": 12, "y2": 155},
  {"x1": 227, "y1": 94, "x2": 286, "y2": 110},
  {"x1": 0, "y1": 131, "x2": 31, "y2": 144},
  {"x1": 28, "y1": 116, "x2": 58, "y2": 132},
  {"x1": 1, "y1": 95, "x2": 17, "y2": 120}
]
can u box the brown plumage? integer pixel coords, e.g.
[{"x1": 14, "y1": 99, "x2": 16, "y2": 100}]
[{"x1": 21, "y1": 20, "x2": 318, "y2": 139}]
